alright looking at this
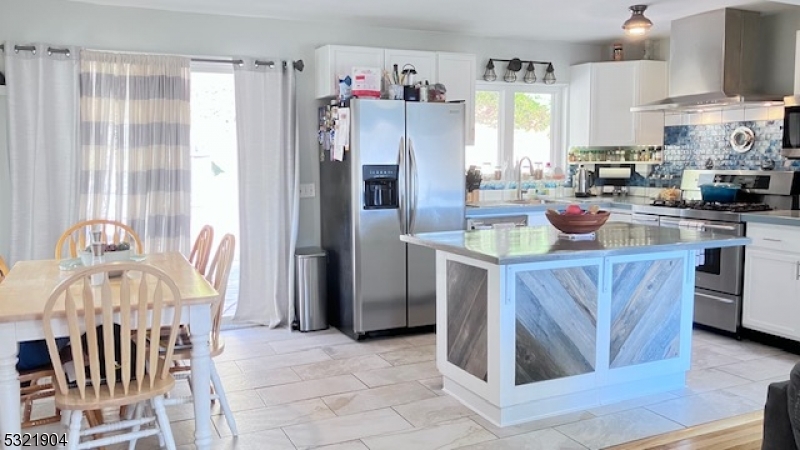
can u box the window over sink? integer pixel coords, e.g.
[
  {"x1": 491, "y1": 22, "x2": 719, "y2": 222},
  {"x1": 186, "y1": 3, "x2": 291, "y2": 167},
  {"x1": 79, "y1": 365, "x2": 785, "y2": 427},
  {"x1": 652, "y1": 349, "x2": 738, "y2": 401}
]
[{"x1": 466, "y1": 82, "x2": 566, "y2": 175}]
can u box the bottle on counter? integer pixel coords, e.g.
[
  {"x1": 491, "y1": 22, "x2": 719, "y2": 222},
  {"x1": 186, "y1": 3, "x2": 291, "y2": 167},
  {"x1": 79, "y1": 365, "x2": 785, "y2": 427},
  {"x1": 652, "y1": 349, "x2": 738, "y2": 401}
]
[{"x1": 533, "y1": 162, "x2": 544, "y2": 180}]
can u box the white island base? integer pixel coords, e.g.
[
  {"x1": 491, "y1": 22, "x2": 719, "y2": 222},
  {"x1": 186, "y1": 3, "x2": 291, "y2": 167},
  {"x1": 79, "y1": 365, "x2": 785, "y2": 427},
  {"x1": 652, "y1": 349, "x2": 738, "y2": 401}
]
[{"x1": 402, "y1": 224, "x2": 748, "y2": 427}]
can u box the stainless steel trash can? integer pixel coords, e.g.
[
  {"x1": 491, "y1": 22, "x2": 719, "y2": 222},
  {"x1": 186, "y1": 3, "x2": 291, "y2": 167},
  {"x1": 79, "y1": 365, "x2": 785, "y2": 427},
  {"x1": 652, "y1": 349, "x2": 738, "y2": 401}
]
[{"x1": 294, "y1": 247, "x2": 328, "y2": 332}]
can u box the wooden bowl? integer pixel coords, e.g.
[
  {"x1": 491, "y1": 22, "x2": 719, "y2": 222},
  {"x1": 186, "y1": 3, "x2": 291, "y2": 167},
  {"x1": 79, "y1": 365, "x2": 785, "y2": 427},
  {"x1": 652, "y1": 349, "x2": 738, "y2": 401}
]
[{"x1": 545, "y1": 209, "x2": 610, "y2": 234}]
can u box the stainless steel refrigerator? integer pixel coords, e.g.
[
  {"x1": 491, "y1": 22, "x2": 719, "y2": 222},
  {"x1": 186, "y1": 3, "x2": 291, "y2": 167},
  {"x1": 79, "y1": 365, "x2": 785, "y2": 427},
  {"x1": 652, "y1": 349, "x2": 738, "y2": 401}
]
[{"x1": 320, "y1": 99, "x2": 465, "y2": 339}]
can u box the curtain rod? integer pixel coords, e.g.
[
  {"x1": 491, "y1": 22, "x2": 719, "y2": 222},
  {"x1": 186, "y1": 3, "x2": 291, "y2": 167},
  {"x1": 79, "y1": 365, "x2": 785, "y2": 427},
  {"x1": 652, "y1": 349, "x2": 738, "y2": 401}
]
[
  {"x1": 0, "y1": 44, "x2": 304, "y2": 71},
  {"x1": 0, "y1": 44, "x2": 72, "y2": 56},
  {"x1": 192, "y1": 57, "x2": 305, "y2": 72}
]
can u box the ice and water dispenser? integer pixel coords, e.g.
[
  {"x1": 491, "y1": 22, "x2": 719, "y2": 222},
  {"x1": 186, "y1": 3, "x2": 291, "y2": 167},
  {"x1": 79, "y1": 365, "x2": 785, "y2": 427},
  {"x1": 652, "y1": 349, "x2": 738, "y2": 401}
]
[{"x1": 363, "y1": 165, "x2": 399, "y2": 210}]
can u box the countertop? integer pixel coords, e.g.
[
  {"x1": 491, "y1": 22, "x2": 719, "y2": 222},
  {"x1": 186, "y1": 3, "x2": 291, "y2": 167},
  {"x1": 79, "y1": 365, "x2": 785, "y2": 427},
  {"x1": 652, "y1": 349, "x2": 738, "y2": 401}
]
[
  {"x1": 741, "y1": 210, "x2": 800, "y2": 227},
  {"x1": 466, "y1": 196, "x2": 652, "y2": 217},
  {"x1": 401, "y1": 223, "x2": 750, "y2": 265}
]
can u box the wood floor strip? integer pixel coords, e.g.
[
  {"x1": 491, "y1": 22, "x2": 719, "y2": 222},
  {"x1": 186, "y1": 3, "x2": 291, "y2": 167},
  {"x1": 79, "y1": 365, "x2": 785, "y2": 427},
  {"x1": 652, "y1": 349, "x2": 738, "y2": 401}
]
[{"x1": 605, "y1": 411, "x2": 763, "y2": 450}]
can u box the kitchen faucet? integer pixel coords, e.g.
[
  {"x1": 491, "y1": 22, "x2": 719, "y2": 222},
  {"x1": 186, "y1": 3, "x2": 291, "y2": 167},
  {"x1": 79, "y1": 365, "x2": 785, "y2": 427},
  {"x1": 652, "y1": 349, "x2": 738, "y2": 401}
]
[{"x1": 516, "y1": 156, "x2": 534, "y2": 201}]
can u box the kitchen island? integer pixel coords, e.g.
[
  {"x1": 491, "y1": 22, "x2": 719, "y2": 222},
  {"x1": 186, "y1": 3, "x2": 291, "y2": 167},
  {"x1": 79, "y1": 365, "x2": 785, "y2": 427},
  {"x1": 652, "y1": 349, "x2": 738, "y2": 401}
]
[{"x1": 401, "y1": 223, "x2": 749, "y2": 427}]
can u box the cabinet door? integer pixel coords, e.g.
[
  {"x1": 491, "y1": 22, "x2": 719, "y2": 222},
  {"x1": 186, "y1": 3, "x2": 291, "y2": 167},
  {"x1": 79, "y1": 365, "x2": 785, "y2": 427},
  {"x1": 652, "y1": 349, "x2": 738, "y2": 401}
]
[
  {"x1": 590, "y1": 63, "x2": 636, "y2": 146},
  {"x1": 568, "y1": 64, "x2": 592, "y2": 148},
  {"x1": 527, "y1": 212, "x2": 549, "y2": 226},
  {"x1": 608, "y1": 212, "x2": 631, "y2": 223},
  {"x1": 436, "y1": 52, "x2": 476, "y2": 145},
  {"x1": 315, "y1": 45, "x2": 385, "y2": 98},
  {"x1": 384, "y1": 49, "x2": 437, "y2": 85},
  {"x1": 742, "y1": 248, "x2": 800, "y2": 340},
  {"x1": 633, "y1": 61, "x2": 667, "y2": 145}
]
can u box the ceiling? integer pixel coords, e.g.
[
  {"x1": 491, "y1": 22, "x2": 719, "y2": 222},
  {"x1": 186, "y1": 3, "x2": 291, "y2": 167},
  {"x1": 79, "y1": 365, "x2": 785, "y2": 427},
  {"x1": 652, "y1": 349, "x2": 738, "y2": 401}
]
[{"x1": 66, "y1": 0, "x2": 800, "y2": 43}]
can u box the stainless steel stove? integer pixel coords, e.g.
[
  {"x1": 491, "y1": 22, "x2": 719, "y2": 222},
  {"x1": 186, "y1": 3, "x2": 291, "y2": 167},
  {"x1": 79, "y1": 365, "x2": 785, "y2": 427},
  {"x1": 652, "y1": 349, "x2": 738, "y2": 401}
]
[
  {"x1": 634, "y1": 200, "x2": 772, "y2": 222},
  {"x1": 630, "y1": 170, "x2": 800, "y2": 334}
]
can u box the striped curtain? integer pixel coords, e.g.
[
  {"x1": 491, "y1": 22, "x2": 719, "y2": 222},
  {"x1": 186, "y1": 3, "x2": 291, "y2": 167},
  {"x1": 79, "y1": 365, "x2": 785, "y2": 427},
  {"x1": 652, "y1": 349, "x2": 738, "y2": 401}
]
[{"x1": 78, "y1": 51, "x2": 191, "y2": 253}]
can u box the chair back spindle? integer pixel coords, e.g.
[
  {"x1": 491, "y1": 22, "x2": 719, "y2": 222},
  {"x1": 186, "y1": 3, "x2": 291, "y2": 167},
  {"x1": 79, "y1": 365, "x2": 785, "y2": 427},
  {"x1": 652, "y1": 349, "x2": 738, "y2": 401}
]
[
  {"x1": 55, "y1": 219, "x2": 143, "y2": 259},
  {"x1": 43, "y1": 263, "x2": 183, "y2": 402},
  {"x1": 189, "y1": 225, "x2": 214, "y2": 276},
  {"x1": 207, "y1": 234, "x2": 235, "y2": 344}
]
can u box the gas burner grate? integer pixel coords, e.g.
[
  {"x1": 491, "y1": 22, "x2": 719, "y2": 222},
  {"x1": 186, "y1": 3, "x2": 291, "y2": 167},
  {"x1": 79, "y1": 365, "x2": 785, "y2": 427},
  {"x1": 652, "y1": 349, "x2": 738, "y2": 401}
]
[{"x1": 650, "y1": 200, "x2": 772, "y2": 212}]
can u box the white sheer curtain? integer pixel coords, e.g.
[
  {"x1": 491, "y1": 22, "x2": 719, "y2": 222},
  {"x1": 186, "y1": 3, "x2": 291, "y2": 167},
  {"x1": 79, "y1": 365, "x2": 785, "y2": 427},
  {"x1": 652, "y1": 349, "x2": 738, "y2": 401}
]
[
  {"x1": 78, "y1": 51, "x2": 192, "y2": 254},
  {"x1": 233, "y1": 60, "x2": 299, "y2": 327},
  {"x1": 4, "y1": 42, "x2": 80, "y2": 264}
]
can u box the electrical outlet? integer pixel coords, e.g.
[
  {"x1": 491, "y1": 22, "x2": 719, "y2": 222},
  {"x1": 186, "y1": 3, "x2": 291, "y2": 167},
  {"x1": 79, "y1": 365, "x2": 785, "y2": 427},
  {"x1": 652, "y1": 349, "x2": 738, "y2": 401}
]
[{"x1": 299, "y1": 183, "x2": 316, "y2": 198}]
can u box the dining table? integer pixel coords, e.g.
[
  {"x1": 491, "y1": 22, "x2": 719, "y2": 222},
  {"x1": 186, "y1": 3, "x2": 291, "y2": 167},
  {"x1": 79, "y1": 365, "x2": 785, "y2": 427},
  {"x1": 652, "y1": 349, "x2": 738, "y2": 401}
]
[{"x1": 0, "y1": 252, "x2": 219, "y2": 450}]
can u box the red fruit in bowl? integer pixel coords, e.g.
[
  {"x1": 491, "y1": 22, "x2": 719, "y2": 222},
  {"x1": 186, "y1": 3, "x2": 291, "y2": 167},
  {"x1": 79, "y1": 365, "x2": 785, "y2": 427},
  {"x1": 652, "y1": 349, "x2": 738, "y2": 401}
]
[{"x1": 565, "y1": 204, "x2": 583, "y2": 215}]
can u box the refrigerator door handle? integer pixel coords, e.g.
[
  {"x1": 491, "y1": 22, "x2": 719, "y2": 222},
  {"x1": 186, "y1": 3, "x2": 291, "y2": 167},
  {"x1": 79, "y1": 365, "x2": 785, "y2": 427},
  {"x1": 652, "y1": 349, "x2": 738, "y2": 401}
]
[
  {"x1": 397, "y1": 136, "x2": 406, "y2": 234},
  {"x1": 408, "y1": 138, "x2": 419, "y2": 234}
]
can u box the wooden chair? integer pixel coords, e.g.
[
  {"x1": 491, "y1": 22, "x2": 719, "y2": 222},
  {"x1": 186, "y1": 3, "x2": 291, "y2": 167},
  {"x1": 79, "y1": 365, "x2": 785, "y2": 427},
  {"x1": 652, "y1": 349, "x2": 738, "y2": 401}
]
[
  {"x1": 164, "y1": 234, "x2": 238, "y2": 435},
  {"x1": 188, "y1": 225, "x2": 214, "y2": 276},
  {"x1": 1, "y1": 255, "x2": 62, "y2": 429},
  {"x1": 43, "y1": 262, "x2": 183, "y2": 450},
  {"x1": 55, "y1": 219, "x2": 143, "y2": 259}
]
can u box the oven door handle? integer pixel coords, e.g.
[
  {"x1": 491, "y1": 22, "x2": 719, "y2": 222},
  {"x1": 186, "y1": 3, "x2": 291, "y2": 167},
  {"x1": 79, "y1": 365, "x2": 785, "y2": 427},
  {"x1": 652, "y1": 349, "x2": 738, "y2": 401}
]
[{"x1": 695, "y1": 291, "x2": 735, "y2": 305}]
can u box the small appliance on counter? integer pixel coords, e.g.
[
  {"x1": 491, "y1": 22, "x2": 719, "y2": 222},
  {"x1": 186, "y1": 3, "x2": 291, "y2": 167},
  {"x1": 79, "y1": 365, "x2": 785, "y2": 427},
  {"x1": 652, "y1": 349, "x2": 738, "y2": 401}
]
[
  {"x1": 573, "y1": 165, "x2": 595, "y2": 197},
  {"x1": 596, "y1": 165, "x2": 632, "y2": 196}
]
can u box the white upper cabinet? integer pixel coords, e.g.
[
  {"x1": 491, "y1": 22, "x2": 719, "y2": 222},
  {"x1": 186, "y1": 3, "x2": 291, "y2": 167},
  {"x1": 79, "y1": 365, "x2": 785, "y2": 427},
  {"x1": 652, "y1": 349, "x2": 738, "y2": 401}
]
[
  {"x1": 568, "y1": 61, "x2": 667, "y2": 148},
  {"x1": 436, "y1": 52, "x2": 476, "y2": 145},
  {"x1": 315, "y1": 45, "x2": 385, "y2": 99},
  {"x1": 384, "y1": 49, "x2": 437, "y2": 85},
  {"x1": 315, "y1": 45, "x2": 477, "y2": 145}
]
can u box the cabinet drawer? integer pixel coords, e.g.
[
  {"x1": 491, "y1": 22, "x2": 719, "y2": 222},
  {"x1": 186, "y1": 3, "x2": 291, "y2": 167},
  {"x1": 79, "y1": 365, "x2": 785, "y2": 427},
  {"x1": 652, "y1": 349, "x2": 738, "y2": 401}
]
[{"x1": 746, "y1": 223, "x2": 800, "y2": 253}]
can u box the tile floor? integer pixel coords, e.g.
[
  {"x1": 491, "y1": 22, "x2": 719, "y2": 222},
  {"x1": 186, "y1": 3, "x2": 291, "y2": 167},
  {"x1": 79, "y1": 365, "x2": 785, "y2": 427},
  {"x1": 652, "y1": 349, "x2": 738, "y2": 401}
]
[{"x1": 25, "y1": 326, "x2": 799, "y2": 449}]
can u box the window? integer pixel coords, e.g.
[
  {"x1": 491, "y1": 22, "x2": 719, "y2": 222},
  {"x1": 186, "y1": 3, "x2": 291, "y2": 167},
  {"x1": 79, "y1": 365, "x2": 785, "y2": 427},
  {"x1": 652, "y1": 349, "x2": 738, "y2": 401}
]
[
  {"x1": 190, "y1": 63, "x2": 240, "y2": 317},
  {"x1": 466, "y1": 83, "x2": 565, "y2": 175}
]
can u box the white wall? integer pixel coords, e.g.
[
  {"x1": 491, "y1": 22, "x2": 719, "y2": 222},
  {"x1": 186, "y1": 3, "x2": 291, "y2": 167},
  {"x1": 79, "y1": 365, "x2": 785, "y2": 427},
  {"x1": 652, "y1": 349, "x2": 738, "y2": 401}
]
[{"x1": 0, "y1": 0, "x2": 602, "y2": 247}]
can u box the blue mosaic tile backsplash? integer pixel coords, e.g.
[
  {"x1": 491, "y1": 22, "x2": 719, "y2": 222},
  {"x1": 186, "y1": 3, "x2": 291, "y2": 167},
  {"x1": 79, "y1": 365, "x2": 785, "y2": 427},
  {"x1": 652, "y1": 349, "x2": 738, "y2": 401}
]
[
  {"x1": 661, "y1": 120, "x2": 799, "y2": 176},
  {"x1": 476, "y1": 118, "x2": 799, "y2": 190}
]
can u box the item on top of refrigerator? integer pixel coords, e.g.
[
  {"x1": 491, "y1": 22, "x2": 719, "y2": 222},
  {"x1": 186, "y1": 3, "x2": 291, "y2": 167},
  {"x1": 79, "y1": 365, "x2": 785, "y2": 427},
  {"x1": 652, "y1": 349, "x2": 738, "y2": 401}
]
[
  {"x1": 338, "y1": 75, "x2": 352, "y2": 102},
  {"x1": 431, "y1": 83, "x2": 446, "y2": 102},
  {"x1": 351, "y1": 67, "x2": 381, "y2": 99},
  {"x1": 401, "y1": 64, "x2": 417, "y2": 85}
]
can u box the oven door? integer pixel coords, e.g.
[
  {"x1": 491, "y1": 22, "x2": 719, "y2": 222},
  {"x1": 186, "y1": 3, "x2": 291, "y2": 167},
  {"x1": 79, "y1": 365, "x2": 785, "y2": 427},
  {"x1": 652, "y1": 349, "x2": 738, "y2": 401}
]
[{"x1": 658, "y1": 217, "x2": 745, "y2": 295}]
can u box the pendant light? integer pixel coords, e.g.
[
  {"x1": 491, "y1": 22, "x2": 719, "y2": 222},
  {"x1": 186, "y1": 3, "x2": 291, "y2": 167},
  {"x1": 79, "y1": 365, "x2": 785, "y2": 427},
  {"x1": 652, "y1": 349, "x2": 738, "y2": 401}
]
[
  {"x1": 543, "y1": 63, "x2": 556, "y2": 85},
  {"x1": 622, "y1": 5, "x2": 653, "y2": 37},
  {"x1": 483, "y1": 59, "x2": 497, "y2": 81},
  {"x1": 523, "y1": 62, "x2": 537, "y2": 84}
]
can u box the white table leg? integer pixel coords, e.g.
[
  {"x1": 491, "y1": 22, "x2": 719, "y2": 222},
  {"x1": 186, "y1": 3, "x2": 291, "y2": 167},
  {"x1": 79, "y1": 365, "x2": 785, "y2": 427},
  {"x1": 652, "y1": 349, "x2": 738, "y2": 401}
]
[
  {"x1": 0, "y1": 323, "x2": 20, "y2": 449},
  {"x1": 188, "y1": 304, "x2": 212, "y2": 450}
]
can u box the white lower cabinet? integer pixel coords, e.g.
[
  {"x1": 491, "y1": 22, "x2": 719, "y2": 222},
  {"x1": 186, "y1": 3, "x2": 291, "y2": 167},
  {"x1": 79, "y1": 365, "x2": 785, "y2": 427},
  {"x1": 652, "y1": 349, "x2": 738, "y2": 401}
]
[
  {"x1": 528, "y1": 212, "x2": 549, "y2": 226},
  {"x1": 608, "y1": 211, "x2": 632, "y2": 223},
  {"x1": 743, "y1": 224, "x2": 800, "y2": 341}
]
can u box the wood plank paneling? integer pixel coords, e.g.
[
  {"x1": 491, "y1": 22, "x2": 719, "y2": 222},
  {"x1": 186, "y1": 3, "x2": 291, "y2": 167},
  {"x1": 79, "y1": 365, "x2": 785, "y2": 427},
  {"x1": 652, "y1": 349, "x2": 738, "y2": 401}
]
[
  {"x1": 610, "y1": 258, "x2": 683, "y2": 369},
  {"x1": 605, "y1": 411, "x2": 763, "y2": 450},
  {"x1": 515, "y1": 266, "x2": 598, "y2": 385},
  {"x1": 446, "y1": 260, "x2": 488, "y2": 381}
]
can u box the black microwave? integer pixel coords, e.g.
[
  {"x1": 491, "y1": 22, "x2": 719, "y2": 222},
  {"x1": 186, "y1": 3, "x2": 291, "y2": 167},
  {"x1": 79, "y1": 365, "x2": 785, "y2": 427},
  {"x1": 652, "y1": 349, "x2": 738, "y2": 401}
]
[{"x1": 783, "y1": 96, "x2": 800, "y2": 158}]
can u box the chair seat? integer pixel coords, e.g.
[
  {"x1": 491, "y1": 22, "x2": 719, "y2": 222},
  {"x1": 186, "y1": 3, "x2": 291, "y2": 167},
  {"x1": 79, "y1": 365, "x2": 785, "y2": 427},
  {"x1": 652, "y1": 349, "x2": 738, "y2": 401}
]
[{"x1": 55, "y1": 374, "x2": 175, "y2": 411}]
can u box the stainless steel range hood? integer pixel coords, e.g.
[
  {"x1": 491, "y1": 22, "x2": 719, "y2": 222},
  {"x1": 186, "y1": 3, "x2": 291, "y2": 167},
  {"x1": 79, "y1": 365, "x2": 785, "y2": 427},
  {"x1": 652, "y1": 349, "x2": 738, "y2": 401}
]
[{"x1": 632, "y1": 8, "x2": 784, "y2": 112}]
